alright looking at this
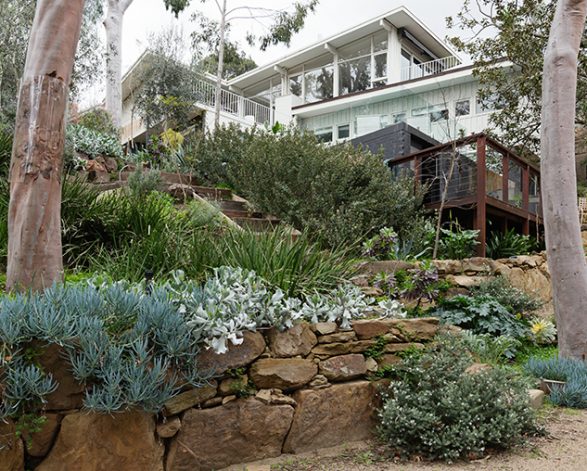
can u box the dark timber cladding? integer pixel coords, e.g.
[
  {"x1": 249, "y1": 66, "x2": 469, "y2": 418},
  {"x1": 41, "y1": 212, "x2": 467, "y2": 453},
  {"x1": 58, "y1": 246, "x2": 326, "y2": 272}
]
[
  {"x1": 351, "y1": 122, "x2": 439, "y2": 162},
  {"x1": 385, "y1": 133, "x2": 543, "y2": 257}
]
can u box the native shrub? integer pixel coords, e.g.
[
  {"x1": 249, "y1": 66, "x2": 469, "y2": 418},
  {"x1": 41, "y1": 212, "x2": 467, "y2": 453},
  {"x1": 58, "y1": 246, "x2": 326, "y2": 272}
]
[
  {"x1": 473, "y1": 276, "x2": 542, "y2": 315},
  {"x1": 379, "y1": 335, "x2": 540, "y2": 461}
]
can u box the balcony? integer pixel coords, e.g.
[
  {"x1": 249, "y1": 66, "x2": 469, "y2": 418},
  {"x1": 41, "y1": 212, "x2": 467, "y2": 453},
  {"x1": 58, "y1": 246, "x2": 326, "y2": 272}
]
[{"x1": 400, "y1": 56, "x2": 460, "y2": 82}]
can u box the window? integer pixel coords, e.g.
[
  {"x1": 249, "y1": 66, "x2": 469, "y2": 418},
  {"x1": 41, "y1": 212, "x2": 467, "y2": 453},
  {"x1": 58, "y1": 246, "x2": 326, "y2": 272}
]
[
  {"x1": 289, "y1": 74, "x2": 302, "y2": 97},
  {"x1": 476, "y1": 93, "x2": 505, "y2": 113},
  {"x1": 355, "y1": 115, "x2": 389, "y2": 136},
  {"x1": 429, "y1": 105, "x2": 448, "y2": 123},
  {"x1": 393, "y1": 112, "x2": 407, "y2": 124},
  {"x1": 337, "y1": 124, "x2": 350, "y2": 139},
  {"x1": 305, "y1": 65, "x2": 334, "y2": 102},
  {"x1": 315, "y1": 126, "x2": 333, "y2": 143},
  {"x1": 455, "y1": 99, "x2": 470, "y2": 116},
  {"x1": 374, "y1": 54, "x2": 387, "y2": 81}
]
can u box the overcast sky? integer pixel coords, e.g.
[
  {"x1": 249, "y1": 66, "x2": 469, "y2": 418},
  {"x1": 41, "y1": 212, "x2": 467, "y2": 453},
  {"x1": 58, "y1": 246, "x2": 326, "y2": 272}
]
[{"x1": 83, "y1": 0, "x2": 473, "y2": 105}]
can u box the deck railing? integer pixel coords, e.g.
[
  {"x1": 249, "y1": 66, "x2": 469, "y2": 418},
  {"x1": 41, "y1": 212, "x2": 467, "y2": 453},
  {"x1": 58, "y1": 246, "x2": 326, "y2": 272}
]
[
  {"x1": 400, "y1": 56, "x2": 460, "y2": 82},
  {"x1": 193, "y1": 78, "x2": 271, "y2": 125}
]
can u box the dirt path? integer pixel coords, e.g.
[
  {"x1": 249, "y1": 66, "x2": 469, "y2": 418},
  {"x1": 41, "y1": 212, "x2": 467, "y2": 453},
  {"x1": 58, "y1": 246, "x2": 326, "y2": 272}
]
[{"x1": 226, "y1": 407, "x2": 587, "y2": 471}]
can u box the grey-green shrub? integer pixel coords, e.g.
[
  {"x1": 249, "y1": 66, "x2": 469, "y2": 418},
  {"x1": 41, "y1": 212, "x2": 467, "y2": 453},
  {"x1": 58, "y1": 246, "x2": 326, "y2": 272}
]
[
  {"x1": 379, "y1": 336, "x2": 540, "y2": 461},
  {"x1": 473, "y1": 276, "x2": 542, "y2": 314}
]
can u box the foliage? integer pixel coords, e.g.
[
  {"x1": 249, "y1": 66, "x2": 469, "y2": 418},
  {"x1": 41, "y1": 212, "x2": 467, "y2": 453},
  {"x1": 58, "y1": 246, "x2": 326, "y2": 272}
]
[
  {"x1": 127, "y1": 169, "x2": 162, "y2": 197},
  {"x1": 77, "y1": 109, "x2": 118, "y2": 138},
  {"x1": 362, "y1": 226, "x2": 432, "y2": 261},
  {"x1": 446, "y1": 0, "x2": 576, "y2": 154},
  {"x1": 529, "y1": 318, "x2": 557, "y2": 345},
  {"x1": 378, "y1": 335, "x2": 540, "y2": 461},
  {"x1": 486, "y1": 229, "x2": 534, "y2": 259},
  {"x1": 67, "y1": 124, "x2": 123, "y2": 158},
  {"x1": 438, "y1": 222, "x2": 480, "y2": 260},
  {"x1": 432, "y1": 295, "x2": 531, "y2": 342},
  {"x1": 191, "y1": 126, "x2": 427, "y2": 248},
  {"x1": 472, "y1": 276, "x2": 543, "y2": 315},
  {"x1": 460, "y1": 331, "x2": 522, "y2": 364}
]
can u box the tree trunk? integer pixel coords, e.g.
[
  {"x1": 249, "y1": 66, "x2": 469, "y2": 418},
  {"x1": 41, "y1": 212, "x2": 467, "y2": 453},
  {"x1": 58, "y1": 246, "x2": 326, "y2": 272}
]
[
  {"x1": 541, "y1": 0, "x2": 587, "y2": 358},
  {"x1": 7, "y1": 0, "x2": 85, "y2": 291},
  {"x1": 214, "y1": 0, "x2": 227, "y2": 129},
  {"x1": 104, "y1": 0, "x2": 133, "y2": 129}
]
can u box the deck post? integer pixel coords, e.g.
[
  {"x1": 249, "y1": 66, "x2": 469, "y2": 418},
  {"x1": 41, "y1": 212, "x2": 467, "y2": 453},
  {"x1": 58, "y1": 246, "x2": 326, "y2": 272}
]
[
  {"x1": 475, "y1": 135, "x2": 487, "y2": 257},
  {"x1": 414, "y1": 156, "x2": 421, "y2": 192}
]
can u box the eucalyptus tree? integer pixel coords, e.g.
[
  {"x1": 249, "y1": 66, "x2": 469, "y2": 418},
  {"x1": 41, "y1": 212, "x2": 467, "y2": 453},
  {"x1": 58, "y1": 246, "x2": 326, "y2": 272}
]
[
  {"x1": 540, "y1": 0, "x2": 587, "y2": 359},
  {"x1": 104, "y1": 0, "x2": 191, "y2": 129},
  {"x1": 191, "y1": 1, "x2": 318, "y2": 128}
]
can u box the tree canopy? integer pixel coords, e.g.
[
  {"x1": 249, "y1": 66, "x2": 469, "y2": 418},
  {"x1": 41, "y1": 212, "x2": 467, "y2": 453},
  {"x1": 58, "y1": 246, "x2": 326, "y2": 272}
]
[{"x1": 447, "y1": 0, "x2": 587, "y2": 154}]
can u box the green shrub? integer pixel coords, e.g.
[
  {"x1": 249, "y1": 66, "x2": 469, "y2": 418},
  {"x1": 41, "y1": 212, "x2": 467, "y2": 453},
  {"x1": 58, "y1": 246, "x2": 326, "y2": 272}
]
[
  {"x1": 67, "y1": 124, "x2": 123, "y2": 158},
  {"x1": 473, "y1": 277, "x2": 542, "y2": 314},
  {"x1": 432, "y1": 295, "x2": 531, "y2": 344},
  {"x1": 379, "y1": 336, "x2": 540, "y2": 461},
  {"x1": 486, "y1": 228, "x2": 533, "y2": 259},
  {"x1": 76, "y1": 109, "x2": 118, "y2": 138},
  {"x1": 438, "y1": 222, "x2": 480, "y2": 259}
]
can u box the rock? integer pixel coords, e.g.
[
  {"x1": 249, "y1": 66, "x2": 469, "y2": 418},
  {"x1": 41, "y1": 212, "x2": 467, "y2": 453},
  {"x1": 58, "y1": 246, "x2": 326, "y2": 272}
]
[
  {"x1": 169, "y1": 398, "x2": 294, "y2": 471},
  {"x1": 283, "y1": 381, "x2": 378, "y2": 454},
  {"x1": 432, "y1": 259, "x2": 463, "y2": 275},
  {"x1": 255, "y1": 389, "x2": 296, "y2": 406},
  {"x1": 25, "y1": 413, "x2": 61, "y2": 458},
  {"x1": 319, "y1": 354, "x2": 367, "y2": 381},
  {"x1": 35, "y1": 342, "x2": 85, "y2": 410},
  {"x1": 267, "y1": 323, "x2": 317, "y2": 357},
  {"x1": 201, "y1": 397, "x2": 223, "y2": 408},
  {"x1": 311, "y1": 322, "x2": 338, "y2": 335},
  {"x1": 529, "y1": 389, "x2": 545, "y2": 410},
  {"x1": 37, "y1": 411, "x2": 164, "y2": 471},
  {"x1": 376, "y1": 354, "x2": 401, "y2": 367},
  {"x1": 102, "y1": 156, "x2": 118, "y2": 173},
  {"x1": 255, "y1": 389, "x2": 273, "y2": 404},
  {"x1": 311, "y1": 340, "x2": 377, "y2": 357},
  {"x1": 196, "y1": 331, "x2": 266, "y2": 376},
  {"x1": 85, "y1": 159, "x2": 110, "y2": 183},
  {"x1": 464, "y1": 363, "x2": 492, "y2": 375},
  {"x1": 390, "y1": 318, "x2": 439, "y2": 342},
  {"x1": 308, "y1": 374, "x2": 330, "y2": 389},
  {"x1": 222, "y1": 395, "x2": 237, "y2": 405},
  {"x1": 447, "y1": 275, "x2": 491, "y2": 288},
  {"x1": 219, "y1": 376, "x2": 248, "y2": 396},
  {"x1": 360, "y1": 260, "x2": 415, "y2": 275},
  {"x1": 164, "y1": 382, "x2": 218, "y2": 415},
  {"x1": 166, "y1": 184, "x2": 196, "y2": 202},
  {"x1": 318, "y1": 331, "x2": 357, "y2": 343},
  {"x1": 0, "y1": 419, "x2": 24, "y2": 471},
  {"x1": 360, "y1": 286, "x2": 384, "y2": 297},
  {"x1": 365, "y1": 357, "x2": 378, "y2": 372},
  {"x1": 461, "y1": 257, "x2": 495, "y2": 274},
  {"x1": 384, "y1": 342, "x2": 424, "y2": 354},
  {"x1": 249, "y1": 358, "x2": 317, "y2": 390},
  {"x1": 157, "y1": 417, "x2": 181, "y2": 438},
  {"x1": 352, "y1": 319, "x2": 395, "y2": 340},
  {"x1": 349, "y1": 275, "x2": 370, "y2": 287}
]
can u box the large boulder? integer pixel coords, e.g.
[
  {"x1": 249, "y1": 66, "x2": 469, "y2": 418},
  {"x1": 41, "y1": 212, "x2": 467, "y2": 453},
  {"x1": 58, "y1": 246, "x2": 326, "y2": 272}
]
[
  {"x1": 249, "y1": 358, "x2": 317, "y2": 390},
  {"x1": 318, "y1": 354, "x2": 367, "y2": 381},
  {"x1": 283, "y1": 381, "x2": 378, "y2": 454},
  {"x1": 36, "y1": 411, "x2": 164, "y2": 471},
  {"x1": 168, "y1": 398, "x2": 294, "y2": 471},
  {"x1": 390, "y1": 318, "x2": 439, "y2": 342},
  {"x1": 266, "y1": 323, "x2": 317, "y2": 357},
  {"x1": 0, "y1": 419, "x2": 24, "y2": 471},
  {"x1": 196, "y1": 331, "x2": 266, "y2": 376}
]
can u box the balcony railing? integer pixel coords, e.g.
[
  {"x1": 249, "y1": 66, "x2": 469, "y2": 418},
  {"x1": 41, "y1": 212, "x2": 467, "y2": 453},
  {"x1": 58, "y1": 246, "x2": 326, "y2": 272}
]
[
  {"x1": 400, "y1": 56, "x2": 460, "y2": 82},
  {"x1": 193, "y1": 78, "x2": 271, "y2": 125}
]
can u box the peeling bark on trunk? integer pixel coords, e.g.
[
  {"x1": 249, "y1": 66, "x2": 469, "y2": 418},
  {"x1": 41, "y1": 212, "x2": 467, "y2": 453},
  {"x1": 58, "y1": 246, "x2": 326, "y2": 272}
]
[
  {"x1": 541, "y1": 0, "x2": 587, "y2": 358},
  {"x1": 7, "y1": 0, "x2": 85, "y2": 291},
  {"x1": 214, "y1": 0, "x2": 228, "y2": 129},
  {"x1": 104, "y1": 0, "x2": 133, "y2": 130}
]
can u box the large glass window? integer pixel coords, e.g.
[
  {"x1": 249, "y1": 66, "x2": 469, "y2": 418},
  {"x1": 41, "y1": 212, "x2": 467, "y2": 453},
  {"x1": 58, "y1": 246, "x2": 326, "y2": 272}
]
[
  {"x1": 455, "y1": 99, "x2": 470, "y2": 116},
  {"x1": 315, "y1": 126, "x2": 333, "y2": 143},
  {"x1": 337, "y1": 124, "x2": 350, "y2": 139},
  {"x1": 289, "y1": 74, "x2": 302, "y2": 97},
  {"x1": 476, "y1": 92, "x2": 505, "y2": 113},
  {"x1": 529, "y1": 172, "x2": 540, "y2": 214},
  {"x1": 374, "y1": 54, "x2": 387, "y2": 80},
  {"x1": 508, "y1": 160, "x2": 523, "y2": 207},
  {"x1": 305, "y1": 65, "x2": 334, "y2": 102},
  {"x1": 339, "y1": 56, "x2": 371, "y2": 95}
]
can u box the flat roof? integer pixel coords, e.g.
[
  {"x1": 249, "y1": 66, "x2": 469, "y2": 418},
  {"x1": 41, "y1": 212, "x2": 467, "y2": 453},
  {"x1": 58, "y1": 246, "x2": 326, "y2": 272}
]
[{"x1": 229, "y1": 6, "x2": 460, "y2": 93}]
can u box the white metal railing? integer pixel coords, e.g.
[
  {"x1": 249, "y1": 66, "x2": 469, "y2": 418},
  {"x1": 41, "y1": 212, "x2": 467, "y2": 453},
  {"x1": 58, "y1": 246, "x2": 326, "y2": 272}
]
[
  {"x1": 193, "y1": 78, "x2": 271, "y2": 125},
  {"x1": 400, "y1": 56, "x2": 460, "y2": 82}
]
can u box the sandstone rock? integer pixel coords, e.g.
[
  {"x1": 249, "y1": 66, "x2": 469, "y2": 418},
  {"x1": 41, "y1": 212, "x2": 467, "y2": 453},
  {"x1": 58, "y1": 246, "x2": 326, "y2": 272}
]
[
  {"x1": 164, "y1": 382, "x2": 218, "y2": 415},
  {"x1": 461, "y1": 257, "x2": 495, "y2": 274},
  {"x1": 352, "y1": 319, "x2": 395, "y2": 339},
  {"x1": 201, "y1": 397, "x2": 223, "y2": 408},
  {"x1": 360, "y1": 286, "x2": 383, "y2": 297},
  {"x1": 365, "y1": 357, "x2": 378, "y2": 372},
  {"x1": 157, "y1": 417, "x2": 181, "y2": 438},
  {"x1": 85, "y1": 159, "x2": 109, "y2": 183},
  {"x1": 432, "y1": 259, "x2": 463, "y2": 275},
  {"x1": 308, "y1": 374, "x2": 330, "y2": 389},
  {"x1": 384, "y1": 342, "x2": 424, "y2": 354},
  {"x1": 529, "y1": 389, "x2": 545, "y2": 410},
  {"x1": 360, "y1": 260, "x2": 415, "y2": 275},
  {"x1": 376, "y1": 354, "x2": 401, "y2": 367},
  {"x1": 25, "y1": 413, "x2": 61, "y2": 458},
  {"x1": 319, "y1": 354, "x2": 367, "y2": 381},
  {"x1": 390, "y1": 318, "x2": 439, "y2": 341},
  {"x1": 35, "y1": 343, "x2": 85, "y2": 410},
  {"x1": 196, "y1": 331, "x2": 265, "y2": 375},
  {"x1": 447, "y1": 275, "x2": 491, "y2": 288},
  {"x1": 219, "y1": 376, "x2": 248, "y2": 396},
  {"x1": 169, "y1": 398, "x2": 294, "y2": 471},
  {"x1": 311, "y1": 340, "x2": 377, "y2": 357},
  {"x1": 267, "y1": 323, "x2": 317, "y2": 357},
  {"x1": 222, "y1": 395, "x2": 237, "y2": 405},
  {"x1": 249, "y1": 358, "x2": 317, "y2": 390},
  {"x1": 318, "y1": 331, "x2": 357, "y2": 343},
  {"x1": 37, "y1": 411, "x2": 164, "y2": 471},
  {"x1": 0, "y1": 419, "x2": 24, "y2": 471},
  {"x1": 255, "y1": 389, "x2": 273, "y2": 404},
  {"x1": 166, "y1": 183, "x2": 196, "y2": 202},
  {"x1": 311, "y1": 322, "x2": 338, "y2": 335},
  {"x1": 283, "y1": 381, "x2": 377, "y2": 454},
  {"x1": 255, "y1": 389, "x2": 296, "y2": 406},
  {"x1": 464, "y1": 363, "x2": 492, "y2": 375}
]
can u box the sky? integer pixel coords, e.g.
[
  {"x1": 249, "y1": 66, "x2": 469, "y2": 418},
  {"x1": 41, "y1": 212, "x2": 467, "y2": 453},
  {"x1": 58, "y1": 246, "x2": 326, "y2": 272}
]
[{"x1": 83, "y1": 0, "x2": 472, "y2": 105}]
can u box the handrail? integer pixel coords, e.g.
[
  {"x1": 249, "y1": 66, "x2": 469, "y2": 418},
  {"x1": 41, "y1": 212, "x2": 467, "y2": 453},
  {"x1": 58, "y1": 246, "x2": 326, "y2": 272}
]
[
  {"x1": 400, "y1": 56, "x2": 460, "y2": 82},
  {"x1": 192, "y1": 77, "x2": 271, "y2": 125}
]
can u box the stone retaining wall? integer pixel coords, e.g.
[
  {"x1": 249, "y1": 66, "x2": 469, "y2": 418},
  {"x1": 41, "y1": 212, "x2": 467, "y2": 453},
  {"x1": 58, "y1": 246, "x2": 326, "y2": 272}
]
[{"x1": 1, "y1": 318, "x2": 441, "y2": 471}]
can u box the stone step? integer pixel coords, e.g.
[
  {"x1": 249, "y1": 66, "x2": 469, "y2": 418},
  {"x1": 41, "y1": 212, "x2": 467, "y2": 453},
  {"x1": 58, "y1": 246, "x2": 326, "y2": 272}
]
[
  {"x1": 192, "y1": 186, "x2": 233, "y2": 201},
  {"x1": 222, "y1": 209, "x2": 267, "y2": 219},
  {"x1": 218, "y1": 199, "x2": 249, "y2": 212},
  {"x1": 233, "y1": 217, "x2": 280, "y2": 231}
]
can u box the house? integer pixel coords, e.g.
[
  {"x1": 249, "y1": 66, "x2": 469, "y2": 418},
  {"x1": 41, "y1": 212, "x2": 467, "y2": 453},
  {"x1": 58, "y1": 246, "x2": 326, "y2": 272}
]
[{"x1": 120, "y1": 6, "x2": 504, "y2": 145}]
